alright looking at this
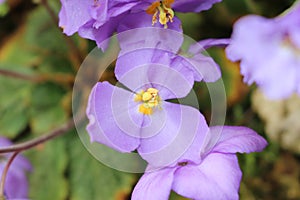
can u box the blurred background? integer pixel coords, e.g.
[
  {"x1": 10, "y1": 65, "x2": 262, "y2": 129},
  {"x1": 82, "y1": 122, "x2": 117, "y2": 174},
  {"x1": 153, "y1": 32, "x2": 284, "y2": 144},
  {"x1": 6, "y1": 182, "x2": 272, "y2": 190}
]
[{"x1": 0, "y1": 0, "x2": 299, "y2": 199}]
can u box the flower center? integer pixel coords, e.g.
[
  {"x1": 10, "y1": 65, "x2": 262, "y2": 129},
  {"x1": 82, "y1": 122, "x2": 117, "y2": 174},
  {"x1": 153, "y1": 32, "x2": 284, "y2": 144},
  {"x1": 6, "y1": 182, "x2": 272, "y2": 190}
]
[
  {"x1": 282, "y1": 36, "x2": 300, "y2": 57},
  {"x1": 134, "y1": 88, "x2": 161, "y2": 115},
  {"x1": 146, "y1": 0, "x2": 175, "y2": 28}
]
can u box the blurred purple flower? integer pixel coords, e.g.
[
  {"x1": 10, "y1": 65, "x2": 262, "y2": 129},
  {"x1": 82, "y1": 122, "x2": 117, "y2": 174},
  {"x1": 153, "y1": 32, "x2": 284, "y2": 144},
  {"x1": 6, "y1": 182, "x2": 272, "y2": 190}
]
[
  {"x1": 0, "y1": 137, "x2": 32, "y2": 199},
  {"x1": 59, "y1": 0, "x2": 222, "y2": 47},
  {"x1": 132, "y1": 126, "x2": 267, "y2": 200},
  {"x1": 226, "y1": 1, "x2": 300, "y2": 99}
]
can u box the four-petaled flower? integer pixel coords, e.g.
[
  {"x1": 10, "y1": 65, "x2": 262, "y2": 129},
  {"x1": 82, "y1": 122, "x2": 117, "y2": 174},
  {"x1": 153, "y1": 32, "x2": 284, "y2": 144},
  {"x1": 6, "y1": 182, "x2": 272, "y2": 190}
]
[
  {"x1": 0, "y1": 137, "x2": 32, "y2": 199},
  {"x1": 86, "y1": 49, "x2": 207, "y2": 165},
  {"x1": 132, "y1": 126, "x2": 267, "y2": 200},
  {"x1": 226, "y1": 1, "x2": 300, "y2": 99}
]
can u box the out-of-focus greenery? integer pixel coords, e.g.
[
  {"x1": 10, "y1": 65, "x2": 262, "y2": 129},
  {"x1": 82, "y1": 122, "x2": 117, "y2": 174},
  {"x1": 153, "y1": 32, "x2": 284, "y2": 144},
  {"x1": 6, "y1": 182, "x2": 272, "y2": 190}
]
[{"x1": 0, "y1": 0, "x2": 299, "y2": 199}]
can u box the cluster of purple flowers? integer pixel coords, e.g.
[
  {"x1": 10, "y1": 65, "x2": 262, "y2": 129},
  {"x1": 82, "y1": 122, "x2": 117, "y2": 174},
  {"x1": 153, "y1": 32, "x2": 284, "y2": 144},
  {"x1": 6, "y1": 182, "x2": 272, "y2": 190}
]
[
  {"x1": 68, "y1": 0, "x2": 270, "y2": 199},
  {"x1": 85, "y1": 40, "x2": 268, "y2": 198},
  {"x1": 2, "y1": 0, "x2": 299, "y2": 199}
]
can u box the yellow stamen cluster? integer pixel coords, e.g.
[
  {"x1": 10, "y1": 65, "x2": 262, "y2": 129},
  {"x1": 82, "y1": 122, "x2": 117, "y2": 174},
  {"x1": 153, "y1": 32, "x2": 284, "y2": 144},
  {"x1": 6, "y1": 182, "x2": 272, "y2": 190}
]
[
  {"x1": 146, "y1": 0, "x2": 175, "y2": 28},
  {"x1": 135, "y1": 88, "x2": 161, "y2": 115}
]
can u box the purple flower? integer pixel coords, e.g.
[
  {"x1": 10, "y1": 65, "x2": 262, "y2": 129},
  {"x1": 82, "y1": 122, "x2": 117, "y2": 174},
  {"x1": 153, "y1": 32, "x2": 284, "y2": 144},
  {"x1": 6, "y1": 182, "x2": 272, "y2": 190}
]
[
  {"x1": 0, "y1": 137, "x2": 32, "y2": 199},
  {"x1": 226, "y1": 1, "x2": 300, "y2": 99},
  {"x1": 86, "y1": 48, "x2": 213, "y2": 165},
  {"x1": 132, "y1": 126, "x2": 267, "y2": 200},
  {"x1": 59, "y1": 0, "x2": 222, "y2": 47}
]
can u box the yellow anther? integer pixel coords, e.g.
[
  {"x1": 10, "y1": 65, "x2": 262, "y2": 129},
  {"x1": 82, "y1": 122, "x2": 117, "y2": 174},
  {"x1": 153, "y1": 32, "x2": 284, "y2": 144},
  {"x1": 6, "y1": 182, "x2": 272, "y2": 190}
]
[
  {"x1": 146, "y1": 0, "x2": 175, "y2": 28},
  {"x1": 134, "y1": 95, "x2": 142, "y2": 102},
  {"x1": 134, "y1": 88, "x2": 161, "y2": 115},
  {"x1": 142, "y1": 92, "x2": 153, "y2": 101},
  {"x1": 134, "y1": 90, "x2": 144, "y2": 102},
  {"x1": 139, "y1": 104, "x2": 153, "y2": 115}
]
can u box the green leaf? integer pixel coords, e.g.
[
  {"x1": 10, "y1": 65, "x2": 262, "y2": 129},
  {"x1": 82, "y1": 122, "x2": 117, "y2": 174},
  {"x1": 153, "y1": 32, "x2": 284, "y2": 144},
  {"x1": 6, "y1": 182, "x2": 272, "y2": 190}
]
[
  {"x1": 29, "y1": 82, "x2": 68, "y2": 135},
  {"x1": 31, "y1": 82, "x2": 66, "y2": 107},
  {"x1": 67, "y1": 134, "x2": 136, "y2": 200},
  {"x1": 0, "y1": 4, "x2": 74, "y2": 138},
  {"x1": 0, "y1": 98, "x2": 29, "y2": 137},
  {"x1": 0, "y1": 3, "x2": 9, "y2": 17},
  {"x1": 0, "y1": 77, "x2": 32, "y2": 138},
  {"x1": 28, "y1": 137, "x2": 68, "y2": 200}
]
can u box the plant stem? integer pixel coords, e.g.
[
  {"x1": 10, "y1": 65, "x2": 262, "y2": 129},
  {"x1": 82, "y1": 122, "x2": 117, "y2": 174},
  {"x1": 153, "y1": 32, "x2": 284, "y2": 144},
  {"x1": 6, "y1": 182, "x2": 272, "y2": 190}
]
[
  {"x1": 0, "y1": 119, "x2": 74, "y2": 154},
  {"x1": 0, "y1": 69, "x2": 39, "y2": 82},
  {"x1": 0, "y1": 69, "x2": 75, "y2": 84},
  {"x1": 0, "y1": 151, "x2": 19, "y2": 198}
]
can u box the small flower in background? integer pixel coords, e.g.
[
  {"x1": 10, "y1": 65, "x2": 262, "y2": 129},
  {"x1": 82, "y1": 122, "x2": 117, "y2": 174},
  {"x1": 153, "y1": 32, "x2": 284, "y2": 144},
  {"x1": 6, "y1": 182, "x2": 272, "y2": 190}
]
[
  {"x1": 132, "y1": 126, "x2": 267, "y2": 200},
  {"x1": 0, "y1": 137, "x2": 31, "y2": 199},
  {"x1": 226, "y1": 1, "x2": 300, "y2": 99},
  {"x1": 58, "y1": 0, "x2": 223, "y2": 48}
]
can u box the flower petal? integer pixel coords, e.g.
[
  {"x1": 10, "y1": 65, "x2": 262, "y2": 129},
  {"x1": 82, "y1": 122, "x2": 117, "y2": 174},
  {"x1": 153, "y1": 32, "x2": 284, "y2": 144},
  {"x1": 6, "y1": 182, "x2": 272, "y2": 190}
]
[
  {"x1": 58, "y1": 0, "x2": 92, "y2": 35},
  {"x1": 255, "y1": 54, "x2": 298, "y2": 99},
  {"x1": 182, "y1": 53, "x2": 221, "y2": 82},
  {"x1": 209, "y1": 126, "x2": 268, "y2": 154},
  {"x1": 1, "y1": 164, "x2": 29, "y2": 198},
  {"x1": 225, "y1": 15, "x2": 277, "y2": 63},
  {"x1": 86, "y1": 82, "x2": 141, "y2": 152},
  {"x1": 132, "y1": 167, "x2": 176, "y2": 200},
  {"x1": 172, "y1": 0, "x2": 222, "y2": 13},
  {"x1": 115, "y1": 53, "x2": 194, "y2": 99},
  {"x1": 177, "y1": 111, "x2": 209, "y2": 164},
  {"x1": 117, "y1": 15, "x2": 183, "y2": 53},
  {"x1": 115, "y1": 49, "x2": 157, "y2": 91},
  {"x1": 192, "y1": 38, "x2": 230, "y2": 51},
  {"x1": 78, "y1": 16, "x2": 121, "y2": 50},
  {"x1": 0, "y1": 137, "x2": 11, "y2": 146},
  {"x1": 0, "y1": 137, "x2": 32, "y2": 171},
  {"x1": 173, "y1": 153, "x2": 241, "y2": 200},
  {"x1": 138, "y1": 103, "x2": 201, "y2": 167}
]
